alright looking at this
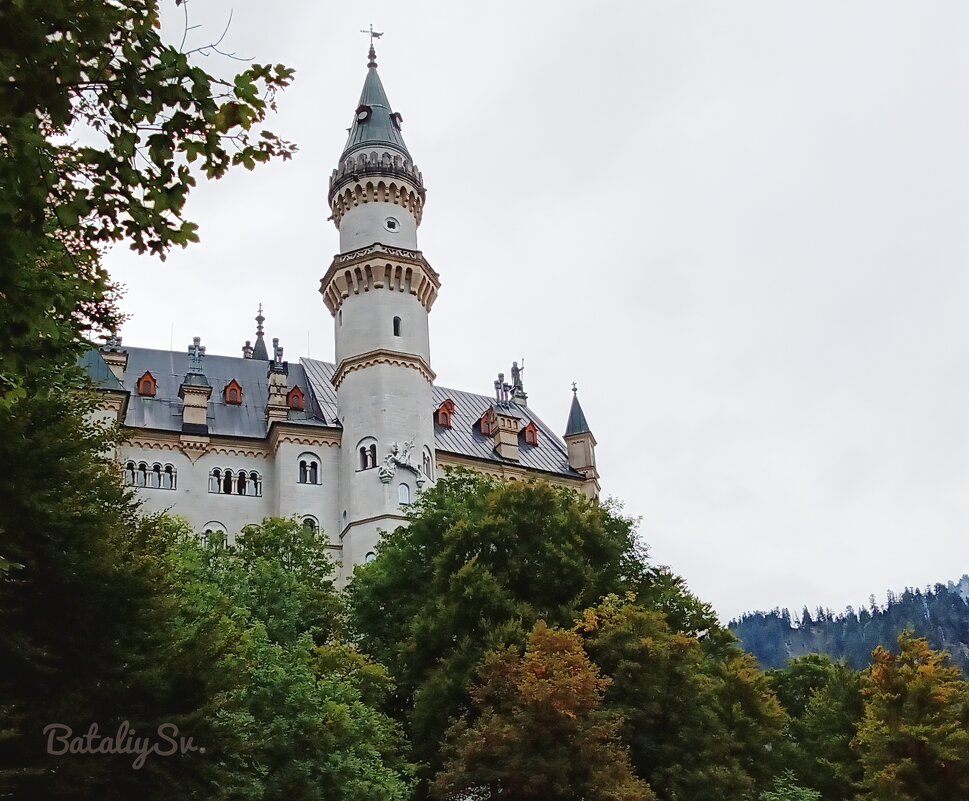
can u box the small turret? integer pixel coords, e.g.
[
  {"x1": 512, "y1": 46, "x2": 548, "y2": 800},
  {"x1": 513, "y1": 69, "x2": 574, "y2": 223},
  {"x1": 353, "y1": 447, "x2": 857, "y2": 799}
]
[
  {"x1": 251, "y1": 304, "x2": 268, "y2": 361},
  {"x1": 564, "y1": 384, "x2": 599, "y2": 498}
]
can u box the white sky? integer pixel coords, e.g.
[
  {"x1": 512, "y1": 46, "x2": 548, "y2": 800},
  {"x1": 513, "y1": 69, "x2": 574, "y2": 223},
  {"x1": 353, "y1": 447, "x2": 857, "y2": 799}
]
[{"x1": 104, "y1": 1, "x2": 969, "y2": 622}]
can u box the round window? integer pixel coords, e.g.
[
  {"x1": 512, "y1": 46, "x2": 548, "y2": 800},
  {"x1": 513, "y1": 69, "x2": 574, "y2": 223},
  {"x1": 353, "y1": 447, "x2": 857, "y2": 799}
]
[{"x1": 384, "y1": 217, "x2": 400, "y2": 232}]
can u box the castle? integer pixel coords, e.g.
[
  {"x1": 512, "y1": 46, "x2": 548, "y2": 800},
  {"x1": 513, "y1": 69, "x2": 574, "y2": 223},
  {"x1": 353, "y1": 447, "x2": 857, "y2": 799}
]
[{"x1": 84, "y1": 44, "x2": 600, "y2": 581}]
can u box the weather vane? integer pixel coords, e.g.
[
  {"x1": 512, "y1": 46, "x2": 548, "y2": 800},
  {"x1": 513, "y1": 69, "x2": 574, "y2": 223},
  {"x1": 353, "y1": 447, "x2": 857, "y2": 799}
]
[{"x1": 360, "y1": 24, "x2": 384, "y2": 43}]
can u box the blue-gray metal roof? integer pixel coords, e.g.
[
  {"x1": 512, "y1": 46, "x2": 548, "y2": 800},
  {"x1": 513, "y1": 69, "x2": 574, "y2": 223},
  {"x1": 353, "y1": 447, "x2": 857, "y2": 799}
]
[
  {"x1": 425, "y1": 383, "x2": 580, "y2": 479},
  {"x1": 79, "y1": 349, "x2": 125, "y2": 391},
  {"x1": 85, "y1": 348, "x2": 580, "y2": 478},
  {"x1": 340, "y1": 48, "x2": 411, "y2": 161},
  {"x1": 564, "y1": 390, "x2": 591, "y2": 436},
  {"x1": 112, "y1": 347, "x2": 334, "y2": 438}
]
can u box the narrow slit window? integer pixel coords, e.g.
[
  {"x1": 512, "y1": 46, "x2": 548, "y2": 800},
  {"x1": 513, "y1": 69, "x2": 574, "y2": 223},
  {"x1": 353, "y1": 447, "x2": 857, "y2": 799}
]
[{"x1": 393, "y1": 316, "x2": 401, "y2": 337}]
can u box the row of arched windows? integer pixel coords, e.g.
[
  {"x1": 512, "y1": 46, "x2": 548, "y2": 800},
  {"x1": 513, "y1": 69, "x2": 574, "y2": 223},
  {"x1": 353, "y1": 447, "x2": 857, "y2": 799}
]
[
  {"x1": 208, "y1": 468, "x2": 262, "y2": 496},
  {"x1": 124, "y1": 461, "x2": 176, "y2": 489},
  {"x1": 125, "y1": 448, "x2": 431, "y2": 493}
]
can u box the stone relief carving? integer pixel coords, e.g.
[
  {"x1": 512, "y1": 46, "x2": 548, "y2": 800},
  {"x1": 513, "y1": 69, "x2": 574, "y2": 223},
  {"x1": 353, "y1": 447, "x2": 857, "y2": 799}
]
[{"x1": 377, "y1": 439, "x2": 425, "y2": 487}]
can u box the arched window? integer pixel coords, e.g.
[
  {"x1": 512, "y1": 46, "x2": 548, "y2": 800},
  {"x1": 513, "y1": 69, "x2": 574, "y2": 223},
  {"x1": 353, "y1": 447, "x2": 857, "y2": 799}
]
[
  {"x1": 137, "y1": 371, "x2": 157, "y2": 397},
  {"x1": 236, "y1": 471, "x2": 248, "y2": 496},
  {"x1": 398, "y1": 483, "x2": 411, "y2": 506},
  {"x1": 124, "y1": 461, "x2": 135, "y2": 486},
  {"x1": 209, "y1": 468, "x2": 221, "y2": 494},
  {"x1": 358, "y1": 438, "x2": 378, "y2": 470},
  {"x1": 287, "y1": 386, "x2": 305, "y2": 412},
  {"x1": 364, "y1": 551, "x2": 377, "y2": 564},
  {"x1": 393, "y1": 316, "x2": 401, "y2": 337},
  {"x1": 151, "y1": 463, "x2": 162, "y2": 488},
  {"x1": 201, "y1": 521, "x2": 227, "y2": 548},
  {"x1": 302, "y1": 516, "x2": 318, "y2": 534},
  {"x1": 436, "y1": 399, "x2": 456, "y2": 429},
  {"x1": 222, "y1": 469, "x2": 233, "y2": 495},
  {"x1": 250, "y1": 471, "x2": 262, "y2": 497},
  {"x1": 163, "y1": 464, "x2": 176, "y2": 490},
  {"x1": 422, "y1": 448, "x2": 433, "y2": 479},
  {"x1": 223, "y1": 379, "x2": 243, "y2": 406},
  {"x1": 136, "y1": 462, "x2": 148, "y2": 487},
  {"x1": 298, "y1": 453, "x2": 321, "y2": 485}
]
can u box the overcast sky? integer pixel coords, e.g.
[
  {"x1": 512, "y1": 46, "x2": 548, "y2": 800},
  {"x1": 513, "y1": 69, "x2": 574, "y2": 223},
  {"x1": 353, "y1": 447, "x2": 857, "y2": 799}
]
[{"x1": 104, "y1": 1, "x2": 969, "y2": 622}]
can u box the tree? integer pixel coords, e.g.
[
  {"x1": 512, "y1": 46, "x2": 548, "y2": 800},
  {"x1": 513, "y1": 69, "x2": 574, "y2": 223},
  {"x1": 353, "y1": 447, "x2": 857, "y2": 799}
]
[
  {"x1": 171, "y1": 517, "x2": 414, "y2": 801},
  {"x1": 0, "y1": 404, "x2": 245, "y2": 798},
  {"x1": 348, "y1": 471, "x2": 660, "y2": 783},
  {"x1": 431, "y1": 622, "x2": 654, "y2": 801},
  {"x1": 758, "y1": 771, "x2": 821, "y2": 801},
  {"x1": 578, "y1": 595, "x2": 785, "y2": 801},
  {"x1": 0, "y1": 0, "x2": 294, "y2": 402},
  {"x1": 790, "y1": 662, "x2": 863, "y2": 801},
  {"x1": 855, "y1": 632, "x2": 969, "y2": 800}
]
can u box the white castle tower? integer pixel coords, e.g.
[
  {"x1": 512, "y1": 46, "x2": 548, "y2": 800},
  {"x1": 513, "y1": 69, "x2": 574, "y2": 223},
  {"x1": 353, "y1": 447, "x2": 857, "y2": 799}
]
[{"x1": 320, "y1": 43, "x2": 440, "y2": 573}]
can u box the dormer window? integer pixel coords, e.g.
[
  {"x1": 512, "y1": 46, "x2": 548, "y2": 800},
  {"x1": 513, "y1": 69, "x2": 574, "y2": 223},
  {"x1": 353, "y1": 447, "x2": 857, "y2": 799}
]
[
  {"x1": 436, "y1": 399, "x2": 456, "y2": 429},
  {"x1": 287, "y1": 385, "x2": 305, "y2": 411},
  {"x1": 223, "y1": 379, "x2": 243, "y2": 406},
  {"x1": 523, "y1": 421, "x2": 540, "y2": 447},
  {"x1": 137, "y1": 371, "x2": 157, "y2": 397},
  {"x1": 480, "y1": 409, "x2": 494, "y2": 436}
]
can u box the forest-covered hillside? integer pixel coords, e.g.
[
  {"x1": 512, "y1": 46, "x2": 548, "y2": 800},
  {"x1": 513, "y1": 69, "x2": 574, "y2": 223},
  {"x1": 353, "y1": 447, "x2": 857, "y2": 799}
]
[{"x1": 731, "y1": 576, "x2": 969, "y2": 671}]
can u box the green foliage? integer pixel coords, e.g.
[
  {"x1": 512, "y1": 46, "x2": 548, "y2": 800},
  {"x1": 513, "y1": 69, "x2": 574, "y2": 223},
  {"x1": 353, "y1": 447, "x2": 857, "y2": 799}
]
[
  {"x1": 0, "y1": 0, "x2": 295, "y2": 402},
  {"x1": 578, "y1": 595, "x2": 786, "y2": 801},
  {"x1": 758, "y1": 771, "x2": 822, "y2": 801},
  {"x1": 431, "y1": 622, "x2": 655, "y2": 801},
  {"x1": 0, "y1": 399, "x2": 241, "y2": 798},
  {"x1": 855, "y1": 632, "x2": 969, "y2": 801},
  {"x1": 348, "y1": 470, "x2": 656, "y2": 783},
  {"x1": 770, "y1": 656, "x2": 863, "y2": 801},
  {"x1": 167, "y1": 517, "x2": 414, "y2": 801}
]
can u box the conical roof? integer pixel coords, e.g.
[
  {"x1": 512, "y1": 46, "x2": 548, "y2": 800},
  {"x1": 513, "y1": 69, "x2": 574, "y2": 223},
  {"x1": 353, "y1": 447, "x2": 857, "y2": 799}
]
[
  {"x1": 565, "y1": 387, "x2": 592, "y2": 436},
  {"x1": 339, "y1": 45, "x2": 411, "y2": 162}
]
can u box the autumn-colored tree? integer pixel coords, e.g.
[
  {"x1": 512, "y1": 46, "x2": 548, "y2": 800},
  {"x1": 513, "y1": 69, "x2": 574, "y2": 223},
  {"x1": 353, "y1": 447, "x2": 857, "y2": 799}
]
[
  {"x1": 578, "y1": 595, "x2": 786, "y2": 801},
  {"x1": 431, "y1": 623, "x2": 654, "y2": 801},
  {"x1": 855, "y1": 632, "x2": 969, "y2": 800}
]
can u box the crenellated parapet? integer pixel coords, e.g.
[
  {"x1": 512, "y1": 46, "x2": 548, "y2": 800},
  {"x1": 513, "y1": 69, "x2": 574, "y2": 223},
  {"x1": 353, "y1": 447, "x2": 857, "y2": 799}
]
[
  {"x1": 319, "y1": 242, "x2": 440, "y2": 315},
  {"x1": 328, "y1": 151, "x2": 425, "y2": 228}
]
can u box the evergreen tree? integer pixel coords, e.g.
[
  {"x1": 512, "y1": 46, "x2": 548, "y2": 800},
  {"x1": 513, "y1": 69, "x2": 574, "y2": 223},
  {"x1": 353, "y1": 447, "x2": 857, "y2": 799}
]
[{"x1": 855, "y1": 632, "x2": 969, "y2": 800}]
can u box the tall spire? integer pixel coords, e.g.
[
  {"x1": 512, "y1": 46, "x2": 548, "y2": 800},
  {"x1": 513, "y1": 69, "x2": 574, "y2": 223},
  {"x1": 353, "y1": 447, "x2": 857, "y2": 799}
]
[
  {"x1": 339, "y1": 42, "x2": 411, "y2": 162},
  {"x1": 251, "y1": 303, "x2": 268, "y2": 360},
  {"x1": 565, "y1": 383, "x2": 592, "y2": 436}
]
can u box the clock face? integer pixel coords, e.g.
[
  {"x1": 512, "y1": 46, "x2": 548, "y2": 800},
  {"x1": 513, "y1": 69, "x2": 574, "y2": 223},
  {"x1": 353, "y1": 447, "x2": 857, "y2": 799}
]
[{"x1": 357, "y1": 110, "x2": 369, "y2": 122}]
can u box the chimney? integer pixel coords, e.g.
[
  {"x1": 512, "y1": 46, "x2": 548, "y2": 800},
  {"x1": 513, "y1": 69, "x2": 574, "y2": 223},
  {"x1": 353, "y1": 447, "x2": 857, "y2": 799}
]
[
  {"x1": 266, "y1": 337, "x2": 289, "y2": 425},
  {"x1": 99, "y1": 334, "x2": 128, "y2": 382},
  {"x1": 178, "y1": 336, "x2": 212, "y2": 435}
]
